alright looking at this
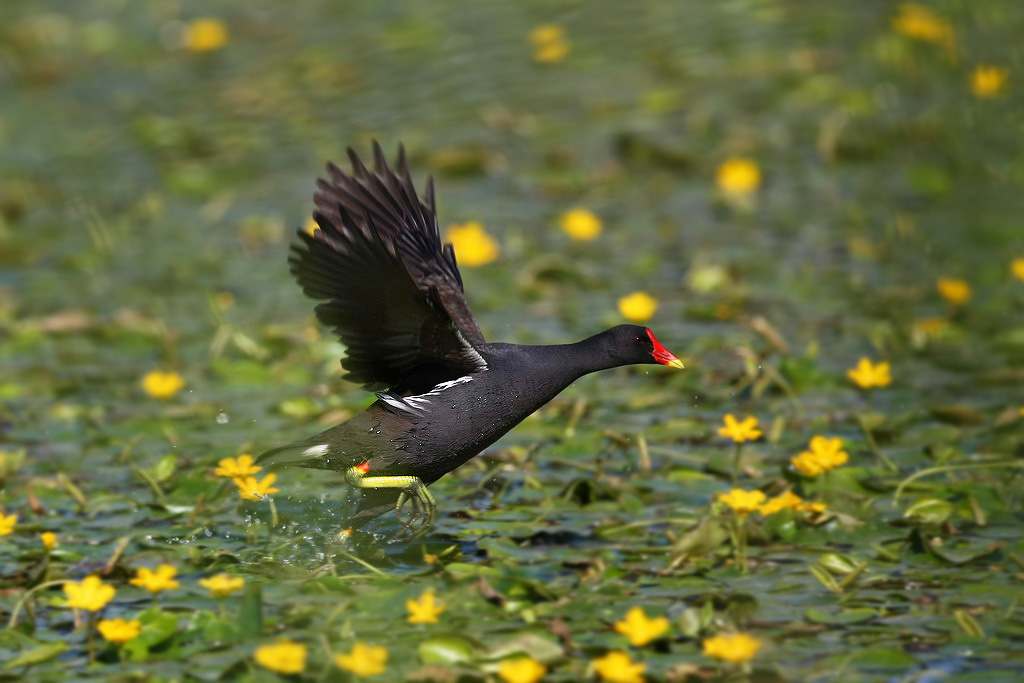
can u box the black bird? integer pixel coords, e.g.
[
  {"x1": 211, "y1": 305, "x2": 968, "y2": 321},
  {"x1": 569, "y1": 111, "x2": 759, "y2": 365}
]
[{"x1": 259, "y1": 143, "x2": 684, "y2": 534}]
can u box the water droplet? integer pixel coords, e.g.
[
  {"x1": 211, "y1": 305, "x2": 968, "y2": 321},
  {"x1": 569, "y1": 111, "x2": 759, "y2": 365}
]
[{"x1": 216, "y1": 412, "x2": 229, "y2": 424}]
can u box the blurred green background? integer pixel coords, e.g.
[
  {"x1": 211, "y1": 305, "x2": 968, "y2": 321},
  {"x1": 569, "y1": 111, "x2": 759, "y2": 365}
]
[{"x1": 2, "y1": 1, "x2": 1024, "y2": 680}]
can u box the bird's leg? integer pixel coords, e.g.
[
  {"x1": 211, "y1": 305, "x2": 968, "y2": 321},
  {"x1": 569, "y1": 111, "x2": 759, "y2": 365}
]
[
  {"x1": 344, "y1": 463, "x2": 436, "y2": 534},
  {"x1": 394, "y1": 487, "x2": 438, "y2": 538}
]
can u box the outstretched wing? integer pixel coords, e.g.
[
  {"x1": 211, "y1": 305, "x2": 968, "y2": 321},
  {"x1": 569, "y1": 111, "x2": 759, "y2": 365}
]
[{"x1": 289, "y1": 142, "x2": 487, "y2": 393}]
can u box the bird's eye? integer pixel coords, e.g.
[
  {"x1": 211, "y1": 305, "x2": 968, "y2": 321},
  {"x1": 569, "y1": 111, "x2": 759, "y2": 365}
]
[{"x1": 634, "y1": 336, "x2": 643, "y2": 344}]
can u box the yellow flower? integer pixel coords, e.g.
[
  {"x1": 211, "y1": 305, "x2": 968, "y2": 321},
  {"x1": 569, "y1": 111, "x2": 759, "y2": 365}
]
[
  {"x1": 40, "y1": 532, "x2": 58, "y2": 550},
  {"x1": 892, "y1": 3, "x2": 954, "y2": 47},
  {"x1": 702, "y1": 632, "x2": 762, "y2": 664},
  {"x1": 498, "y1": 656, "x2": 547, "y2": 683},
  {"x1": 937, "y1": 277, "x2": 971, "y2": 305},
  {"x1": 235, "y1": 473, "x2": 280, "y2": 501},
  {"x1": 335, "y1": 642, "x2": 388, "y2": 677},
  {"x1": 593, "y1": 651, "x2": 645, "y2": 683},
  {"x1": 614, "y1": 606, "x2": 670, "y2": 647},
  {"x1": 407, "y1": 588, "x2": 446, "y2": 624},
  {"x1": 846, "y1": 357, "x2": 891, "y2": 389},
  {"x1": 718, "y1": 489, "x2": 766, "y2": 517},
  {"x1": 0, "y1": 513, "x2": 16, "y2": 536},
  {"x1": 560, "y1": 207, "x2": 602, "y2": 241},
  {"x1": 717, "y1": 414, "x2": 762, "y2": 443},
  {"x1": 423, "y1": 552, "x2": 438, "y2": 565},
  {"x1": 98, "y1": 618, "x2": 142, "y2": 645},
  {"x1": 529, "y1": 24, "x2": 569, "y2": 64},
  {"x1": 214, "y1": 454, "x2": 262, "y2": 480},
  {"x1": 970, "y1": 65, "x2": 1008, "y2": 98},
  {"x1": 63, "y1": 575, "x2": 116, "y2": 612},
  {"x1": 759, "y1": 490, "x2": 804, "y2": 516},
  {"x1": 617, "y1": 291, "x2": 658, "y2": 323},
  {"x1": 791, "y1": 436, "x2": 849, "y2": 477},
  {"x1": 716, "y1": 158, "x2": 761, "y2": 196},
  {"x1": 185, "y1": 18, "x2": 229, "y2": 53},
  {"x1": 446, "y1": 221, "x2": 499, "y2": 267},
  {"x1": 199, "y1": 573, "x2": 246, "y2": 597},
  {"x1": 129, "y1": 564, "x2": 180, "y2": 594},
  {"x1": 142, "y1": 370, "x2": 186, "y2": 399},
  {"x1": 1012, "y1": 257, "x2": 1024, "y2": 282},
  {"x1": 254, "y1": 640, "x2": 307, "y2": 675}
]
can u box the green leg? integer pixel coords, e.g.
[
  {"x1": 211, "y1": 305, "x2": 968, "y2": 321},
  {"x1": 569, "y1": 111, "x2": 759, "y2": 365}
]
[{"x1": 344, "y1": 465, "x2": 436, "y2": 534}]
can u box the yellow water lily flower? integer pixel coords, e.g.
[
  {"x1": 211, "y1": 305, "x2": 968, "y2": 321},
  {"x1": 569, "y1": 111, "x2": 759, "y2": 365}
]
[
  {"x1": 214, "y1": 454, "x2": 262, "y2": 480},
  {"x1": 892, "y1": 3, "x2": 954, "y2": 48},
  {"x1": 407, "y1": 588, "x2": 446, "y2": 624},
  {"x1": 716, "y1": 158, "x2": 761, "y2": 196},
  {"x1": 185, "y1": 18, "x2": 229, "y2": 53},
  {"x1": 447, "y1": 221, "x2": 499, "y2": 267},
  {"x1": 98, "y1": 618, "x2": 142, "y2": 645},
  {"x1": 702, "y1": 632, "x2": 762, "y2": 663},
  {"x1": 235, "y1": 473, "x2": 280, "y2": 501},
  {"x1": 254, "y1": 640, "x2": 307, "y2": 674},
  {"x1": 971, "y1": 65, "x2": 1008, "y2": 98},
  {"x1": 560, "y1": 207, "x2": 602, "y2": 241},
  {"x1": 847, "y1": 357, "x2": 891, "y2": 389},
  {"x1": 718, "y1": 489, "x2": 767, "y2": 517},
  {"x1": 717, "y1": 414, "x2": 762, "y2": 443},
  {"x1": 199, "y1": 573, "x2": 246, "y2": 598},
  {"x1": 0, "y1": 513, "x2": 16, "y2": 536},
  {"x1": 335, "y1": 642, "x2": 388, "y2": 677},
  {"x1": 529, "y1": 24, "x2": 569, "y2": 64},
  {"x1": 498, "y1": 656, "x2": 547, "y2": 683},
  {"x1": 129, "y1": 564, "x2": 180, "y2": 594},
  {"x1": 937, "y1": 277, "x2": 971, "y2": 305},
  {"x1": 759, "y1": 490, "x2": 804, "y2": 516},
  {"x1": 614, "y1": 606, "x2": 670, "y2": 647},
  {"x1": 593, "y1": 650, "x2": 645, "y2": 683},
  {"x1": 304, "y1": 217, "x2": 319, "y2": 236},
  {"x1": 791, "y1": 436, "x2": 849, "y2": 477},
  {"x1": 617, "y1": 291, "x2": 658, "y2": 323},
  {"x1": 1012, "y1": 257, "x2": 1024, "y2": 282},
  {"x1": 40, "y1": 531, "x2": 58, "y2": 550},
  {"x1": 142, "y1": 370, "x2": 186, "y2": 399},
  {"x1": 64, "y1": 576, "x2": 116, "y2": 612}
]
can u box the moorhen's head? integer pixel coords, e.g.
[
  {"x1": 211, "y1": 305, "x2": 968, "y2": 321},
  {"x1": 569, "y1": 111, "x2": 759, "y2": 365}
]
[{"x1": 602, "y1": 324, "x2": 685, "y2": 369}]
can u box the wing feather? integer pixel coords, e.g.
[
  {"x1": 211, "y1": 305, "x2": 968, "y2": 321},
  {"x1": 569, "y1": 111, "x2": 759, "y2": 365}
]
[{"x1": 289, "y1": 143, "x2": 487, "y2": 393}]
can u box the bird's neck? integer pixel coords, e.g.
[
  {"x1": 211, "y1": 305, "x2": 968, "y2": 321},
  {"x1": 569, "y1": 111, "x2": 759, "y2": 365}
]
[{"x1": 516, "y1": 331, "x2": 628, "y2": 384}]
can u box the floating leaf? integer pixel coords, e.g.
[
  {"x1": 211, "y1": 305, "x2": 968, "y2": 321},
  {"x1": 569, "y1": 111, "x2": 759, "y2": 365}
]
[
  {"x1": 805, "y1": 608, "x2": 877, "y2": 625},
  {"x1": 418, "y1": 635, "x2": 481, "y2": 665},
  {"x1": 5, "y1": 642, "x2": 67, "y2": 669},
  {"x1": 904, "y1": 498, "x2": 954, "y2": 525}
]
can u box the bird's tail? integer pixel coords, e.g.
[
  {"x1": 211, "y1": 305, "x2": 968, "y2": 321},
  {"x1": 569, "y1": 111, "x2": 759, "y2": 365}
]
[
  {"x1": 255, "y1": 442, "x2": 400, "y2": 532},
  {"x1": 255, "y1": 441, "x2": 330, "y2": 470}
]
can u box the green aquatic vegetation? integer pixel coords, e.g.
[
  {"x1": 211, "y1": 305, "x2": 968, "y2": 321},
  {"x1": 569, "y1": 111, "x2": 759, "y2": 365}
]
[{"x1": 1, "y1": 0, "x2": 1024, "y2": 680}]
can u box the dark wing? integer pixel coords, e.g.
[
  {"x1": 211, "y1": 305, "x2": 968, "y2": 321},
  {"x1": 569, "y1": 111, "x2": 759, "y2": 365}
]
[{"x1": 289, "y1": 142, "x2": 487, "y2": 394}]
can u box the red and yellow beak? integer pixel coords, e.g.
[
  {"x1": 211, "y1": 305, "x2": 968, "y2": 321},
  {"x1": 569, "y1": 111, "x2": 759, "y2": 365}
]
[{"x1": 646, "y1": 328, "x2": 685, "y2": 369}]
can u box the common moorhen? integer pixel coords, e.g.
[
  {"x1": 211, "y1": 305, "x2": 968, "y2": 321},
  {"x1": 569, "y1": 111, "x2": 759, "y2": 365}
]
[{"x1": 259, "y1": 143, "x2": 684, "y2": 533}]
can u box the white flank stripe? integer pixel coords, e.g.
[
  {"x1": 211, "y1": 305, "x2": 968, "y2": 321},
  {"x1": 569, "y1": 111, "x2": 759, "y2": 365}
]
[{"x1": 378, "y1": 375, "x2": 474, "y2": 414}]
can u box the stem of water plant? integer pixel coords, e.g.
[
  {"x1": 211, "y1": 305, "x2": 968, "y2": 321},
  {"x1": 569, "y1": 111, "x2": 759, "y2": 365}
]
[
  {"x1": 87, "y1": 612, "x2": 96, "y2": 663},
  {"x1": 7, "y1": 579, "x2": 68, "y2": 629},
  {"x1": 856, "y1": 412, "x2": 897, "y2": 472},
  {"x1": 893, "y1": 460, "x2": 1024, "y2": 505},
  {"x1": 732, "y1": 443, "x2": 742, "y2": 486},
  {"x1": 729, "y1": 516, "x2": 749, "y2": 574}
]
